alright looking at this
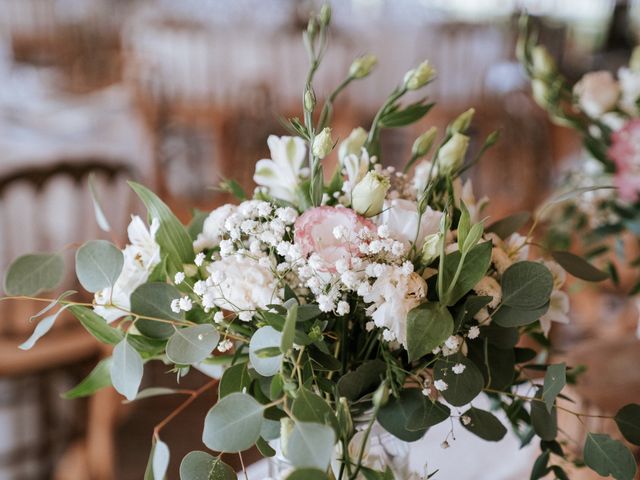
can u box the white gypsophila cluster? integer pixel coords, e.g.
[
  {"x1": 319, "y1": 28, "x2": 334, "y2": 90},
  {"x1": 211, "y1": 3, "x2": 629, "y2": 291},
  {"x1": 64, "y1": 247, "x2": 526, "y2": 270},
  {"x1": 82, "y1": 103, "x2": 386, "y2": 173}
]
[
  {"x1": 94, "y1": 216, "x2": 161, "y2": 323},
  {"x1": 188, "y1": 200, "x2": 300, "y2": 321}
]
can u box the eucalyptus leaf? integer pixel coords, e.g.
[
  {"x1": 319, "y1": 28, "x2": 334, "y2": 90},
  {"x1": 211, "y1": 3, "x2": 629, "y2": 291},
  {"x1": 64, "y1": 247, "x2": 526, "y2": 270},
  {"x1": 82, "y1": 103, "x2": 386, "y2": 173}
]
[
  {"x1": 492, "y1": 302, "x2": 549, "y2": 328},
  {"x1": 337, "y1": 360, "x2": 386, "y2": 401},
  {"x1": 219, "y1": 362, "x2": 251, "y2": 399},
  {"x1": 530, "y1": 450, "x2": 550, "y2": 480},
  {"x1": 68, "y1": 305, "x2": 124, "y2": 344},
  {"x1": 166, "y1": 325, "x2": 220, "y2": 365},
  {"x1": 179, "y1": 451, "x2": 237, "y2": 480},
  {"x1": 501, "y1": 261, "x2": 553, "y2": 310},
  {"x1": 406, "y1": 303, "x2": 454, "y2": 362},
  {"x1": 3, "y1": 252, "x2": 64, "y2": 296},
  {"x1": 88, "y1": 173, "x2": 111, "y2": 232},
  {"x1": 551, "y1": 251, "x2": 609, "y2": 282},
  {"x1": 442, "y1": 241, "x2": 492, "y2": 305},
  {"x1": 459, "y1": 407, "x2": 507, "y2": 442},
  {"x1": 62, "y1": 358, "x2": 112, "y2": 399},
  {"x1": 75, "y1": 240, "x2": 123, "y2": 292},
  {"x1": 285, "y1": 469, "x2": 328, "y2": 480},
  {"x1": 152, "y1": 439, "x2": 170, "y2": 480},
  {"x1": 542, "y1": 364, "x2": 566, "y2": 413},
  {"x1": 486, "y1": 212, "x2": 530, "y2": 239},
  {"x1": 614, "y1": 404, "x2": 640, "y2": 446},
  {"x1": 280, "y1": 303, "x2": 298, "y2": 353},
  {"x1": 111, "y1": 339, "x2": 144, "y2": 401},
  {"x1": 249, "y1": 326, "x2": 283, "y2": 377},
  {"x1": 377, "y1": 389, "x2": 429, "y2": 442},
  {"x1": 291, "y1": 387, "x2": 338, "y2": 433},
  {"x1": 433, "y1": 353, "x2": 484, "y2": 407},
  {"x1": 130, "y1": 283, "x2": 181, "y2": 339},
  {"x1": 19, "y1": 304, "x2": 71, "y2": 350},
  {"x1": 531, "y1": 388, "x2": 557, "y2": 441},
  {"x1": 202, "y1": 392, "x2": 264, "y2": 453},
  {"x1": 129, "y1": 182, "x2": 194, "y2": 271},
  {"x1": 297, "y1": 304, "x2": 321, "y2": 322},
  {"x1": 29, "y1": 290, "x2": 76, "y2": 322},
  {"x1": 125, "y1": 387, "x2": 184, "y2": 403},
  {"x1": 285, "y1": 421, "x2": 335, "y2": 471},
  {"x1": 583, "y1": 433, "x2": 637, "y2": 480},
  {"x1": 407, "y1": 399, "x2": 451, "y2": 431}
]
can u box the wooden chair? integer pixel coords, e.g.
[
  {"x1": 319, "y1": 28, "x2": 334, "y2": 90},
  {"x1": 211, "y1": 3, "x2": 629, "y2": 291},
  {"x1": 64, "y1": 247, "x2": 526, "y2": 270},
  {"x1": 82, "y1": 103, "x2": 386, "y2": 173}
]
[{"x1": 0, "y1": 159, "x2": 136, "y2": 479}]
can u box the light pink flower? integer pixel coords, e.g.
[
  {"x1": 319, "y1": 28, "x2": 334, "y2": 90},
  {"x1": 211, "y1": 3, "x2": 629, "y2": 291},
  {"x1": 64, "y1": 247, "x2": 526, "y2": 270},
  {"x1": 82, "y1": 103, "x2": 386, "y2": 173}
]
[
  {"x1": 610, "y1": 119, "x2": 640, "y2": 202},
  {"x1": 294, "y1": 206, "x2": 375, "y2": 272}
]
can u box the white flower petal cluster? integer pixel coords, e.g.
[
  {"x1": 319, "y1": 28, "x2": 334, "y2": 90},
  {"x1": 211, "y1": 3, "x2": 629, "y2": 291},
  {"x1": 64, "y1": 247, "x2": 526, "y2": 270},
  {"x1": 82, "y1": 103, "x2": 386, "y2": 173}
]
[
  {"x1": 253, "y1": 135, "x2": 307, "y2": 204},
  {"x1": 94, "y1": 216, "x2": 161, "y2": 323},
  {"x1": 539, "y1": 260, "x2": 570, "y2": 336}
]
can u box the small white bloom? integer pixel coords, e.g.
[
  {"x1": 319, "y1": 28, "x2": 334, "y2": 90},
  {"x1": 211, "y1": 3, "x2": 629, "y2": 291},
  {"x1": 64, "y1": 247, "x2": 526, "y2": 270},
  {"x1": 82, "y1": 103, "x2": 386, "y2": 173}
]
[
  {"x1": 467, "y1": 325, "x2": 480, "y2": 339},
  {"x1": 179, "y1": 296, "x2": 193, "y2": 312},
  {"x1": 170, "y1": 299, "x2": 181, "y2": 314},
  {"x1": 440, "y1": 440, "x2": 450, "y2": 449},
  {"x1": 382, "y1": 329, "x2": 396, "y2": 341},
  {"x1": 194, "y1": 252, "x2": 206, "y2": 267},
  {"x1": 365, "y1": 321, "x2": 375, "y2": 332},
  {"x1": 452, "y1": 363, "x2": 466, "y2": 375},
  {"x1": 434, "y1": 379, "x2": 448, "y2": 391},
  {"x1": 445, "y1": 335, "x2": 460, "y2": 350},
  {"x1": 193, "y1": 281, "x2": 206, "y2": 296},
  {"x1": 336, "y1": 301, "x2": 350, "y2": 316},
  {"x1": 217, "y1": 339, "x2": 233, "y2": 352},
  {"x1": 239, "y1": 311, "x2": 254, "y2": 322},
  {"x1": 214, "y1": 311, "x2": 225, "y2": 323},
  {"x1": 174, "y1": 272, "x2": 186, "y2": 285},
  {"x1": 461, "y1": 415, "x2": 471, "y2": 425},
  {"x1": 422, "y1": 387, "x2": 432, "y2": 396}
]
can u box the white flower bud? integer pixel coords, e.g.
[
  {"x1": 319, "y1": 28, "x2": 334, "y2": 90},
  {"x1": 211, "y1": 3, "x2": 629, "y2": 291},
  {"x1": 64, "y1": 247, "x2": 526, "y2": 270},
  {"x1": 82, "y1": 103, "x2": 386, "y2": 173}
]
[
  {"x1": 349, "y1": 54, "x2": 378, "y2": 79},
  {"x1": 351, "y1": 171, "x2": 390, "y2": 217},
  {"x1": 573, "y1": 71, "x2": 620, "y2": 118},
  {"x1": 312, "y1": 127, "x2": 334, "y2": 159},
  {"x1": 304, "y1": 88, "x2": 316, "y2": 112},
  {"x1": 438, "y1": 133, "x2": 469, "y2": 174},
  {"x1": 531, "y1": 46, "x2": 556, "y2": 78},
  {"x1": 421, "y1": 233, "x2": 440, "y2": 265},
  {"x1": 531, "y1": 79, "x2": 550, "y2": 108},
  {"x1": 319, "y1": 4, "x2": 331, "y2": 26},
  {"x1": 403, "y1": 60, "x2": 436, "y2": 90},
  {"x1": 411, "y1": 127, "x2": 438, "y2": 158},
  {"x1": 338, "y1": 127, "x2": 368, "y2": 163},
  {"x1": 449, "y1": 108, "x2": 475, "y2": 134}
]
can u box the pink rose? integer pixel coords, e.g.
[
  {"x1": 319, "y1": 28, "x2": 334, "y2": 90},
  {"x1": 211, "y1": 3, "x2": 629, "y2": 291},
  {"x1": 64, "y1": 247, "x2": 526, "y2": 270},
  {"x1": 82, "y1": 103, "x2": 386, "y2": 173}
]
[
  {"x1": 610, "y1": 119, "x2": 640, "y2": 202},
  {"x1": 294, "y1": 206, "x2": 375, "y2": 272}
]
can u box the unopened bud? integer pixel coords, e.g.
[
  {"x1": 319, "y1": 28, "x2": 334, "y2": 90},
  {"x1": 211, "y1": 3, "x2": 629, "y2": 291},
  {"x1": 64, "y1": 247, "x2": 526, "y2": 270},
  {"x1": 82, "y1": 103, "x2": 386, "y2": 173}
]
[
  {"x1": 531, "y1": 78, "x2": 550, "y2": 108},
  {"x1": 449, "y1": 108, "x2": 475, "y2": 134},
  {"x1": 304, "y1": 88, "x2": 316, "y2": 112},
  {"x1": 351, "y1": 171, "x2": 390, "y2": 217},
  {"x1": 372, "y1": 382, "x2": 389, "y2": 408},
  {"x1": 438, "y1": 133, "x2": 469, "y2": 174},
  {"x1": 319, "y1": 4, "x2": 331, "y2": 26},
  {"x1": 411, "y1": 127, "x2": 438, "y2": 158},
  {"x1": 349, "y1": 54, "x2": 378, "y2": 79},
  {"x1": 531, "y1": 46, "x2": 556, "y2": 78},
  {"x1": 421, "y1": 233, "x2": 441, "y2": 265},
  {"x1": 336, "y1": 397, "x2": 354, "y2": 438},
  {"x1": 404, "y1": 60, "x2": 436, "y2": 90},
  {"x1": 312, "y1": 127, "x2": 334, "y2": 159}
]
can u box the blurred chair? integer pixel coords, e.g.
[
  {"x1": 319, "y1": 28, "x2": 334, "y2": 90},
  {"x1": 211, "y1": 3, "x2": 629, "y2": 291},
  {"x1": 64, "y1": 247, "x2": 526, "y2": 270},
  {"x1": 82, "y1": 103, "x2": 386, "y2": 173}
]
[{"x1": 0, "y1": 158, "x2": 135, "y2": 480}]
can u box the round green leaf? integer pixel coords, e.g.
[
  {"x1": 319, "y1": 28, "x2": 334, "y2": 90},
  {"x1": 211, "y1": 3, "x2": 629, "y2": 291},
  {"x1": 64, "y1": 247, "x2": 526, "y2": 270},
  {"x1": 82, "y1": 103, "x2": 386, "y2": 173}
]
[
  {"x1": 151, "y1": 439, "x2": 170, "y2": 480},
  {"x1": 466, "y1": 341, "x2": 515, "y2": 391},
  {"x1": 179, "y1": 451, "x2": 237, "y2": 480},
  {"x1": 166, "y1": 324, "x2": 220, "y2": 365},
  {"x1": 75, "y1": 240, "x2": 123, "y2": 293},
  {"x1": 406, "y1": 303, "x2": 454, "y2": 362},
  {"x1": 286, "y1": 469, "x2": 328, "y2": 480},
  {"x1": 202, "y1": 393, "x2": 264, "y2": 453},
  {"x1": 614, "y1": 404, "x2": 640, "y2": 446},
  {"x1": 407, "y1": 399, "x2": 451, "y2": 431},
  {"x1": 291, "y1": 387, "x2": 339, "y2": 433},
  {"x1": 111, "y1": 339, "x2": 143, "y2": 401},
  {"x1": 442, "y1": 241, "x2": 493, "y2": 306},
  {"x1": 130, "y1": 282, "x2": 181, "y2": 339},
  {"x1": 460, "y1": 407, "x2": 507, "y2": 442},
  {"x1": 531, "y1": 387, "x2": 557, "y2": 441},
  {"x1": 285, "y1": 421, "x2": 335, "y2": 471},
  {"x1": 492, "y1": 302, "x2": 549, "y2": 328},
  {"x1": 377, "y1": 389, "x2": 429, "y2": 442},
  {"x1": 501, "y1": 261, "x2": 553, "y2": 310},
  {"x1": 219, "y1": 362, "x2": 252, "y2": 399},
  {"x1": 3, "y1": 253, "x2": 64, "y2": 296},
  {"x1": 584, "y1": 433, "x2": 637, "y2": 480},
  {"x1": 433, "y1": 353, "x2": 484, "y2": 407},
  {"x1": 249, "y1": 326, "x2": 283, "y2": 377}
]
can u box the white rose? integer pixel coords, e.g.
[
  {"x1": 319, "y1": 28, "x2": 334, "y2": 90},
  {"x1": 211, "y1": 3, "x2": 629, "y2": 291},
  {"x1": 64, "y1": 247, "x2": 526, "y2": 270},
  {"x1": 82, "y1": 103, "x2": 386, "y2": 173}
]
[
  {"x1": 193, "y1": 204, "x2": 237, "y2": 252},
  {"x1": 206, "y1": 255, "x2": 280, "y2": 312},
  {"x1": 378, "y1": 198, "x2": 442, "y2": 248},
  {"x1": 351, "y1": 171, "x2": 390, "y2": 217},
  {"x1": 253, "y1": 135, "x2": 306, "y2": 203},
  {"x1": 574, "y1": 71, "x2": 620, "y2": 118},
  {"x1": 618, "y1": 67, "x2": 640, "y2": 115}
]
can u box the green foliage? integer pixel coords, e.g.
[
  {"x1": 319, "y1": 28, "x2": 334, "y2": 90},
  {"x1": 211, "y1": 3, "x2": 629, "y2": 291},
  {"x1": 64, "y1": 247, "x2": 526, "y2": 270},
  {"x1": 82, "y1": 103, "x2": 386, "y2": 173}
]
[
  {"x1": 62, "y1": 358, "x2": 112, "y2": 399},
  {"x1": 19, "y1": 304, "x2": 71, "y2": 350},
  {"x1": 486, "y1": 212, "x2": 530, "y2": 239},
  {"x1": 542, "y1": 364, "x2": 566, "y2": 413},
  {"x1": 442, "y1": 241, "x2": 492, "y2": 305},
  {"x1": 280, "y1": 303, "x2": 298, "y2": 353},
  {"x1": 88, "y1": 173, "x2": 111, "y2": 232},
  {"x1": 337, "y1": 360, "x2": 386, "y2": 401},
  {"x1": 285, "y1": 469, "x2": 328, "y2": 480},
  {"x1": 531, "y1": 388, "x2": 557, "y2": 441},
  {"x1": 3, "y1": 252, "x2": 64, "y2": 296},
  {"x1": 249, "y1": 326, "x2": 283, "y2": 377},
  {"x1": 284, "y1": 421, "x2": 335, "y2": 471},
  {"x1": 130, "y1": 283, "x2": 182, "y2": 339},
  {"x1": 291, "y1": 387, "x2": 339, "y2": 433},
  {"x1": 529, "y1": 450, "x2": 550, "y2": 480},
  {"x1": 551, "y1": 251, "x2": 609, "y2": 282},
  {"x1": 407, "y1": 399, "x2": 451, "y2": 431},
  {"x1": 147, "y1": 438, "x2": 169, "y2": 480},
  {"x1": 69, "y1": 305, "x2": 124, "y2": 344},
  {"x1": 166, "y1": 325, "x2": 220, "y2": 365},
  {"x1": 406, "y1": 303, "x2": 454, "y2": 361},
  {"x1": 179, "y1": 451, "x2": 237, "y2": 480},
  {"x1": 433, "y1": 353, "x2": 484, "y2": 407},
  {"x1": 129, "y1": 181, "x2": 194, "y2": 271},
  {"x1": 500, "y1": 261, "x2": 554, "y2": 310},
  {"x1": 460, "y1": 407, "x2": 507, "y2": 441},
  {"x1": 492, "y1": 303, "x2": 550, "y2": 328},
  {"x1": 219, "y1": 362, "x2": 251, "y2": 399},
  {"x1": 111, "y1": 338, "x2": 144, "y2": 401},
  {"x1": 379, "y1": 100, "x2": 434, "y2": 128},
  {"x1": 125, "y1": 387, "x2": 183, "y2": 403},
  {"x1": 75, "y1": 240, "x2": 123, "y2": 292},
  {"x1": 377, "y1": 389, "x2": 430, "y2": 442},
  {"x1": 202, "y1": 393, "x2": 264, "y2": 453},
  {"x1": 583, "y1": 433, "x2": 637, "y2": 480},
  {"x1": 614, "y1": 404, "x2": 640, "y2": 446}
]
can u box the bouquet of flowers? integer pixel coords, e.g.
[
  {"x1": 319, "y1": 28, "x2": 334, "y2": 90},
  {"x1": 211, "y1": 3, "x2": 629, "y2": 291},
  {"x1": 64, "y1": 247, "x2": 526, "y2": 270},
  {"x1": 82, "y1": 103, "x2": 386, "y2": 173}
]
[
  {"x1": 519, "y1": 16, "x2": 640, "y2": 290},
  {"x1": 3, "y1": 7, "x2": 639, "y2": 480}
]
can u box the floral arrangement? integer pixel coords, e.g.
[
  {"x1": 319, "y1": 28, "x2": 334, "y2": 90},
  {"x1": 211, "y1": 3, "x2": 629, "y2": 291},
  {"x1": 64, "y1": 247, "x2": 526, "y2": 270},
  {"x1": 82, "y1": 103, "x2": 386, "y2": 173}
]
[
  {"x1": 519, "y1": 17, "x2": 640, "y2": 290},
  {"x1": 3, "y1": 8, "x2": 640, "y2": 480}
]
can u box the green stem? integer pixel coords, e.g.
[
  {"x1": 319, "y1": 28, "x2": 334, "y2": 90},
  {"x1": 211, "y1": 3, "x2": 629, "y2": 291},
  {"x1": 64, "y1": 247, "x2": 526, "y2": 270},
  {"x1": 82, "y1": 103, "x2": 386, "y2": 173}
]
[{"x1": 318, "y1": 76, "x2": 353, "y2": 130}]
